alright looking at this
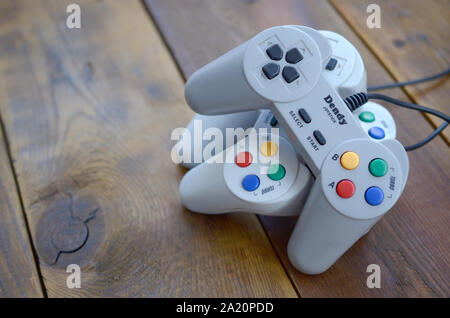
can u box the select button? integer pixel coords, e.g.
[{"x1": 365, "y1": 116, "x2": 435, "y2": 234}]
[{"x1": 298, "y1": 108, "x2": 311, "y2": 123}]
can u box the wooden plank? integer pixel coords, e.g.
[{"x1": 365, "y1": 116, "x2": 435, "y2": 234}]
[
  {"x1": 330, "y1": 0, "x2": 450, "y2": 142},
  {"x1": 145, "y1": 0, "x2": 450, "y2": 297},
  {"x1": 0, "y1": 129, "x2": 43, "y2": 297},
  {"x1": 0, "y1": 0, "x2": 297, "y2": 297}
]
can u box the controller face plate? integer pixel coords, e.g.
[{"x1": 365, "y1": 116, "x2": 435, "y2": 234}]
[
  {"x1": 321, "y1": 139, "x2": 403, "y2": 220},
  {"x1": 224, "y1": 133, "x2": 299, "y2": 203},
  {"x1": 243, "y1": 26, "x2": 322, "y2": 102}
]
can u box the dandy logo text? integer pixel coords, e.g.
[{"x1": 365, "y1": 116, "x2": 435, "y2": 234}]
[{"x1": 324, "y1": 95, "x2": 348, "y2": 125}]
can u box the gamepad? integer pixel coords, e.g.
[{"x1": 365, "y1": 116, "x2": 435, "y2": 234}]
[
  {"x1": 179, "y1": 132, "x2": 313, "y2": 216},
  {"x1": 184, "y1": 25, "x2": 395, "y2": 172},
  {"x1": 182, "y1": 25, "x2": 409, "y2": 274},
  {"x1": 287, "y1": 138, "x2": 408, "y2": 274},
  {"x1": 180, "y1": 29, "x2": 373, "y2": 168}
]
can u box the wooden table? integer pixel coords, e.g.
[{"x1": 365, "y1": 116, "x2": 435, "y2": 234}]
[{"x1": 0, "y1": 0, "x2": 448, "y2": 297}]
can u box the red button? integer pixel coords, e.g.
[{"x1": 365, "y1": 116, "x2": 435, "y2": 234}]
[
  {"x1": 235, "y1": 151, "x2": 253, "y2": 167},
  {"x1": 336, "y1": 179, "x2": 355, "y2": 199}
]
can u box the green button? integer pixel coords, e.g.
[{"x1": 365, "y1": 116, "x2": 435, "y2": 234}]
[
  {"x1": 359, "y1": 111, "x2": 375, "y2": 123},
  {"x1": 369, "y1": 159, "x2": 388, "y2": 177},
  {"x1": 267, "y1": 164, "x2": 286, "y2": 181}
]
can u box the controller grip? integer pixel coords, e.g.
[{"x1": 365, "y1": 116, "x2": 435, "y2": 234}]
[
  {"x1": 179, "y1": 160, "x2": 237, "y2": 214},
  {"x1": 287, "y1": 178, "x2": 380, "y2": 274},
  {"x1": 180, "y1": 159, "x2": 313, "y2": 216},
  {"x1": 185, "y1": 42, "x2": 270, "y2": 115}
]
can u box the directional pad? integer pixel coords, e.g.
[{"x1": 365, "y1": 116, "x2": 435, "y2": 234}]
[
  {"x1": 282, "y1": 66, "x2": 299, "y2": 83},
  {"x1": 266, "y1": 44, "x2": 283, "y2": 61},
  {"x1": 285, "y1": 48, "x2": 303, "y2": 64},
  {"x1": 262, "y1": 63, "x2": 280, "y2": 80}
]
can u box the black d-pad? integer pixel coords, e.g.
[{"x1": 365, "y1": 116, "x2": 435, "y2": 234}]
[
  {"x1": 285, "y1": 48, "x2": 303, "y2": 64},
  {"x1": 262, "y1": 63, "x2": 280, "y2": 80},
  {"x1": 282, "y1": 66, "x2": 299, "y2": 83},
  {"x1": 266, "y1": 44, "x2": 283, "y2": 61},
  {"x1": 262, "y1": 45, "x2": 302, "y2": 83}
]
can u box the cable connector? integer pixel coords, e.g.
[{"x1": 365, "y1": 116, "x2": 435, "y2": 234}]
[{"x1": 344, "y1": 92, "x2": 368, "y2": 111}]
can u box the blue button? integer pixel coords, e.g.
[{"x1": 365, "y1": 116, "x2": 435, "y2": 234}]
[
  {"x1": 242, "y1": 174, "x2": 260, "y2": 192},
  {"x1": 365, "y1": 187, "x2": 384, "y2": 206},
  {"x1": 368, "y1": 127, "x2": 385, "y2": 140}
]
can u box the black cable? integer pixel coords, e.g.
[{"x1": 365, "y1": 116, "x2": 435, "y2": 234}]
[
  {"x1": 343, "y1": 92, "x2": 450, "y2": 151},
  {"x1": 404, "y1": 122, "x2": 448, "y2": 151},
  {"x1": 368, "y1": 67, "x2": 450, "y2": 91},
  {"x1": 366, "y1": 93, "x2": 450, "y2": 123}
]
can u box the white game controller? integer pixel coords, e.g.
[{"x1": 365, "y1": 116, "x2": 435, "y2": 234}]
[
  {"x1": 180, "y1": 132, "x2": 313, "y2": 216},
  {"x1": 287, "y1": 138, "x2": 408, "y2": 274},
  {"x1": 180, "y1": 29, "x2": 372, "y2": 168},
  {"x1": 182, "y1": 25, "x2": 409, "y2": 274},
  {"x1": 184, "y1": 25, "x2": 398, "y2": 174}
]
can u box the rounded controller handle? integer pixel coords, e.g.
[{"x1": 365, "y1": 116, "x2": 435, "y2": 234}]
[
  {"x1": 287, "y1": 178, "x2": 380, "y2": 275},
  {"x1": 185, "y1": 42, "x2": 270, "y2": 115},
  {"x1": 287, "y1": 138, "x2": 408, "y2": 274},
  {"x1": 179, "y1": 133, "x2": 313, "y2": 216}
]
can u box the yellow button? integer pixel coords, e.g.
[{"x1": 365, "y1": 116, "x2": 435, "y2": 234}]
[
  {"x1": 260, "y1": 141, "x2": 278, "y2": 157},
  {"x1": 340, "y1": 151, "x2": 359, "y2": 170}
]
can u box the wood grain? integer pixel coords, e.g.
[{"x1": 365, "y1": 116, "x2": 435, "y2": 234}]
[
  {"x1": 0, "y1": 0, "x2": 297, "y2": 297},
  {"x1": 145, "y1": 0, "x2": 450, "y2": 297},
  {"x1": 0, "y1": 128, "x2": 43, "y2": 297},
  {"x1": 330, "y1": 0, "x2": 450, "y2": 142}
]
